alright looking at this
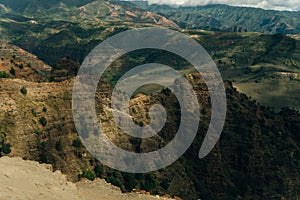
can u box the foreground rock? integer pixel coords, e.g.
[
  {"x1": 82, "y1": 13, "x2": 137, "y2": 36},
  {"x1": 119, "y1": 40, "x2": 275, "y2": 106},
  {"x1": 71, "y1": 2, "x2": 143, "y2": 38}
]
[{"x1": 0, "y1": 157, "x2": 169, "y2": 200}]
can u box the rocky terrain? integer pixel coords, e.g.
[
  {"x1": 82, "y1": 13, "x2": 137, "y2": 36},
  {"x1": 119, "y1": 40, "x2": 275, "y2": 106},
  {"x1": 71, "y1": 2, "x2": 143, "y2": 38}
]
[
  {"x1": 0, "y1": 156, "x2": 173, "y2": 200},
  {"x1": 0, "y1": 41, "x2": 51, "y2": 82},
  {"x1": 0, "y1": 1, "x2": 299, "y2": 199},
  {"x1": 0, "y1": 0, "x2": 299, "y2": 111},
  {"x1": 0, "y1": 68, "x2": 299, "y2": 199}
]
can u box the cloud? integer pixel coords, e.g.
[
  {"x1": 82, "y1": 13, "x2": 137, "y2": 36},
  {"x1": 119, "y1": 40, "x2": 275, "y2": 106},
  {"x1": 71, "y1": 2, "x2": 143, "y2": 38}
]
[{"x1": 144, "y1": 0, "x2": 300, "y2": 11}]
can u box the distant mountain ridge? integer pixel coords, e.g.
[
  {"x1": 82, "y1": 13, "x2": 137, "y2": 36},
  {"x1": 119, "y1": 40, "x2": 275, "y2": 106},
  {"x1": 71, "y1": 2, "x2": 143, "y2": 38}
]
[
  {"x1": 123, "y1": 1, "x2": 300, "y2": 33},
  {"x1": 1, "y1": 0, "x2": 299, "y2": 33},
  {"x1": 0, "y1": 0, "x2": 178, "y2": 27}
]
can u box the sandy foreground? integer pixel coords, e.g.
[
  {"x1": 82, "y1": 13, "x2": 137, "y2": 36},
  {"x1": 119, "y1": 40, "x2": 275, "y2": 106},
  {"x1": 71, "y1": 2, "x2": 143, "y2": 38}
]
[{"x1": 0, "y1": 157, "x2": 171, "y2": 200}]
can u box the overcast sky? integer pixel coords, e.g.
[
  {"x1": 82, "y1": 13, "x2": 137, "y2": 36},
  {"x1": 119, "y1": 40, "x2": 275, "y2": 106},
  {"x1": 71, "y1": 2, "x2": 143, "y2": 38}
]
[{"x1": 135, "y1": 0, "x2": 300, "y2": 11}]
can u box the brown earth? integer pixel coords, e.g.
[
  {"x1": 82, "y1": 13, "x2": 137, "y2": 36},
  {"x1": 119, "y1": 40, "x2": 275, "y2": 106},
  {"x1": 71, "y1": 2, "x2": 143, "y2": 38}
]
[{"x1": 0, "y1": 156, "x2": 172, "y2": 200}]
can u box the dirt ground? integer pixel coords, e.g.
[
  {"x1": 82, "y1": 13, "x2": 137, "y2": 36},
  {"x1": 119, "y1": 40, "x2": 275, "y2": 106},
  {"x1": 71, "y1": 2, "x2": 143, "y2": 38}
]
[{"x1": 0, "y1": 157, "x2": 171, "y2": 200}]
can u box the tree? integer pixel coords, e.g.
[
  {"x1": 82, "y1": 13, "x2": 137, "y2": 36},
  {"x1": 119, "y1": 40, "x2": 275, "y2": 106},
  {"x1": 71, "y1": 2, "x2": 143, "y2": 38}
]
[
  {"x1": 10, "y1": 67, "x2": 15, "y2": 75},
  {"x1": 2, "y1": 143, "x2": 11, "y2": 154},
  {"x1": 55, "y1": 140, "x2": 63, "y2": 151},
  {"x1": 123, "y1": 173, "x2": 137, "y2": 191},
  {"x1": 201, "y1": 108, "x2": 207, "y2": 115},
  {"x1": 106, "y1": 175, "x2": 121, "y2": 187},
  {"x1": 0, "y1": 71, "x2": 9, "y2": 78},
  {"x1": 42, "y1": 107, "x2": 47, "y2": 112},
  {"x1": 20, "y1": 86, "x2": 27, "y2": 95},
  {"x1": 72, "y1": 139, "x2": 82, "y2": 148},
  {"x1": 39, "y1": 117, "x2": 47, "y2": 126},
  {"x1": 143, "y1": 174, "x2": 158, "y2": 191},
  {"x1": 79, "y1": 170, "x2": 96, "y2": 181},
  {"x1": 94, "y1": 166, "x2": 103, "y2": 177}
]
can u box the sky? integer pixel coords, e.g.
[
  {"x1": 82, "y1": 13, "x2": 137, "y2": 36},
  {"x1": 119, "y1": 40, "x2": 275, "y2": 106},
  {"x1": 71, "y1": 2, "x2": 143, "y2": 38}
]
[{"x1": 133, "y1": 0, "x2": 300, "y2": 11}]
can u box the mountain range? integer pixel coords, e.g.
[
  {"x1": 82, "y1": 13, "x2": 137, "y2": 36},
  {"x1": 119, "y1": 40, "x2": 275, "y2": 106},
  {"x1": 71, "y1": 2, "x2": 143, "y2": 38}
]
[
  {"x1": 1, "y1": 0, "x2": 300, "y2": 33},
  {"x1": 0, "y1": 1, "x2": 299, "y2": 200},
  {"x1": 127, "y1": 1, "x2": 300, "y2": 33}
]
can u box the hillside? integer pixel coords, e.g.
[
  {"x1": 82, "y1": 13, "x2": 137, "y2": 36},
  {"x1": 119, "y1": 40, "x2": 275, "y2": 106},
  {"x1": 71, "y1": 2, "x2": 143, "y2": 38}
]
[
  {"x1": 0, "y1": 41, "x2": 51, "y2": 82},
  {"x1": 0, "y1": 156, "x2": 171, "y2": 200},
  {"x1": 0, "y1": 0, "x2": 178, "y2": 27},
  {"x1": 130, "y1": 2, "x2": 300, "y2": 34},
  {"x1": 1, "y1": 4, "x2": 298, "y2": 111},
  {"x1": 2, "y1": 27, "x2": 299, "y2": 111},
  {"x1": 0, "y1": 71, "x2": 299, "y2": 199},
  {"x1": 0, "y1": 1, "x2": 299, "y2": 199}
]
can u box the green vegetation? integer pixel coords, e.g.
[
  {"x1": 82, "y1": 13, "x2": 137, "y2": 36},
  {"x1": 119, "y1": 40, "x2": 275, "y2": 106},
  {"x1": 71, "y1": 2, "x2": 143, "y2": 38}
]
[
  {"x1": 78, "y1": 170, "x2": 96, "y2": 181},
  {"x1": 55, "y1": 140, "x2": 63, "y2": 151},
  {"x1": 122, "y1": 173, "x2": 137, "y2": 191},
  {"x1": 0, "y1": 1, "x2": 298, "y2": 199},
  {"x1": 31, "y1": 108, "x2": 37, "y2": 117},
  {"x1": 9, "y1": 67, "x2": 15, "y2": 75},
  {"x1": 1, "y1": 143, "x2": 11, "y2": 154},
  {"x1": 106, "y1": 172, "x2": 122, "y2": 188},
  {"x1": 144, "y1": 4, "x2": 300, "y2": 33},
  {"x1": 42, "y1": 107, "x2": 47, "y2": 112},
  {"x1": 142, "y1": 174, "x2": 158, "y2": 192},
  {"x1": 0, "y1": 71, "x2": 10, "y2": 78},
  {"x1": 20, "y1": 86, "x2": 27, "y2": 95},
  {"x1": 72, "y1": 139, "x2": 82, "y2": 148},
  {"x1": 129, "y1": 137, "x2": 142, "y2": 146},
  {"x1": 160, "y1": 179, "x2": 169, "y2": 190},
  {"x1": 39, "y1": 117, "x2": 47, "y2": 126},
  {"x1": 0, "y1": 0, "x2": 298, "y2": 111},
  {"x1": 34, "y1": 129, "x2": 41, "y2": 136},
  {"x1": 94, "y1": 166, "x2": 103, "y2": 177}
]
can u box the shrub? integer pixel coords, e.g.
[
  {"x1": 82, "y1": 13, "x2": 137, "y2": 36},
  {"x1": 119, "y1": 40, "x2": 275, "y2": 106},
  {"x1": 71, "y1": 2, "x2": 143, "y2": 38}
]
[
  {"x1": 79, "y1": 170, "x2": 96, "y2": 181},
  {"x1": 2, "y1": 143, "x2": 11, "y2": 154},
  {"x1": 31, "y1": 108, "x2": 37, "y2": 117},
  {"x1": 34, "y1": 129, "x2": 41, "y2": 136},
  {"x1": 106, "y1": 175, "x2": 121, "y2": 187},
  {"x1": 39, "y1": 117, "x2": 47, "y2": 126},
  {"x1": 135, "y1": 173, "x2": 144, "y2": 180},
  {"x1": 72, "y1": 139, "x2": 82, "y2": 148},
  {"x1": 129, "y1": 137, "x2": 142, "y2": 146},
  {"x1": 94, "y1": 166, "x2": 103, "y2": 177},
  {"x1": 42, "y1": 107, "x2": 47, "y2": 112},
  {"x1": 20, "y1": 86, "x2": 27, "y2": 95},
  {"x1": 201, "y1": 108, "x2": 207, "y2": 115},
  {"x1": 123, "y1": 173, "x2": 137, "y2": 191},
  {"x1": 0, "y1": 71, "x2": 9, "y2": 78},
  {"x1": 129, "y1": 137, "x2": 142, "y2": 153},
  {"x1": 9, "y1": 67, "x2": 15, "y2": 75},
  {"x1": 160, "y1": 180, "x2": 169, "y2": 190},
  {"x1": 55, "y1": 140, "x2": 63, "y2": 151},
  {"x1": 40, "y1": 153, "x2": 49, "y2": 163},
  {"x1": 143, "y1": 174, "x2": 158, "y2": 191}
]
